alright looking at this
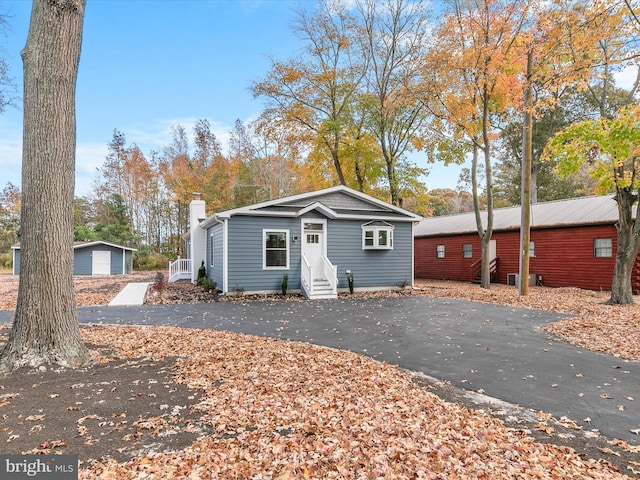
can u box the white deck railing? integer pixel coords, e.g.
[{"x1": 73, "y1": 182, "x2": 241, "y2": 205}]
[{"x1": 168, "y1": 258, "x2": 192, "y2": 282}]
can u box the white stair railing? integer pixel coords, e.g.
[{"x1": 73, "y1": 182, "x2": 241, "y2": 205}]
[
  {"x1": 301, "y1": 254, "x2": 312, "y2": 296},
  {"x1": 320, "y1": 256, "x2": 338, "y2": 295},
  {"x1": 168, "y1": 257, "x2": 192, "y2": 282}
]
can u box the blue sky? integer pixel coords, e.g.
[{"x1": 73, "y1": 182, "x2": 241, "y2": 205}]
[
  {"x1": 1, "y1": 0, "x2": 315, "y2": 195},
  {"x1": 29, "y1": 0, "x2": 640, "y2": 199},
  {"x1": 0, "y1": 0, "x2": 469, "y2": 198}
]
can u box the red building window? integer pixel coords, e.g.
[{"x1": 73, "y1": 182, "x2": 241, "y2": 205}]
[{"x1": 594, "y1": 238, "x2": 612, "y2": 257}]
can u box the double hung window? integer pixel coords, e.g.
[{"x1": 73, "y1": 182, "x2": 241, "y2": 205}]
[{"x1": 264, "y1": 230, "x2": 289, "y2": 269}]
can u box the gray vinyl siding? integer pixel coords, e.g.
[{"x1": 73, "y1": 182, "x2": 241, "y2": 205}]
[
  {"x1": 76, "y1": 245, "x2": 126, "y2": 275},
  {"x1": 207, "y1": 223, "x2": 225, "y2": 291},
  {"x1": 328, "y1": 220, "x2": 413, "y2": 289},
  {"x1": 73, "y1": 248, "x2": 94, "y2": 274},
  {"x1": 226, "y1": 215, "x2": 302, "y2": 293},
  {"x1": 12, "y1": 249, "x2": 20, "y2": 275},
  {"x1": 109, "y1": 248, "x2": 124, "y2": 274},
  {"x1": 279, "y1": 191, "x2": 390, "y2": 212},
  {"x1": 221, "y1": 213, "x2": 413, "y2": 294}
]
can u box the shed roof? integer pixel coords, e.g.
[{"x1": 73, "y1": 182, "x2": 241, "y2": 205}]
[
  {"x1": 12, "y1": 240, "x2": 136, "y2": 251},
  {"x1": 414, "y1": 194, "x2": 619, "y2": 237}
]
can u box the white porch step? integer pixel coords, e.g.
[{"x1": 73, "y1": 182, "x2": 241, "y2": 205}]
[
  {"x1": 307, "y1": 278, "x2": 337, "y2": 300},
  {"x1": 168, "y1": 272, "x2": 191, "y2": 283}
]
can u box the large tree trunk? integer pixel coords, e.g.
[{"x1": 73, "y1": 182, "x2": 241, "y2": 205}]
[
  {"x1": 608, "y1": 187, "x2": 640, "y2": 305},
  {"x1": 610, "y1": 250, "x2": 635, "y2": 304},
  {"x1": 0, "y1": 0, "x2": 89, "y2": 371}
]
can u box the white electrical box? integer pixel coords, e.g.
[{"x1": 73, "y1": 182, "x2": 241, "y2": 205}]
[{"x1": 507, "y1": 273, "x2": 536, "y2": 286}]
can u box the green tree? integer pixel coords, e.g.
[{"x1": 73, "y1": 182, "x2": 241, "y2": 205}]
[
  {"x1": 73, "y1": 196, "x2": 97, "y2": 242},
  {"x1": 494, "y1": 91, "x2": 599, "y2": 205},
  {"x1": 94, "y1": 194, "x2": 135, "y2": 246},
  {"x1": 543, "y1": 104, "x2": 640, "y2": 305}
]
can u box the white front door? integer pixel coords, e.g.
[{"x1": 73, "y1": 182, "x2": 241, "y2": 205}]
[
  {"x1": 302, "y1": 221, "x2": 326, "y2": 280},
  {"x1": 92, "y1": 250, "x2": 111, "y2": 275}
]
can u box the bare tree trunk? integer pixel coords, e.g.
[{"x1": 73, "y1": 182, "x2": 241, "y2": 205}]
[
  {"x1": 471, "y1": 141, "x2": 492, "y2": 288},
  {"x1": 608, "y1": 187, "x2": 640, "y2": 304},
  {"x1": 330, "y1": 145, "x2": 347, "y2": 186},
  {"x1": 0, "y1": 0, "x2": 89, "y2": 371}
]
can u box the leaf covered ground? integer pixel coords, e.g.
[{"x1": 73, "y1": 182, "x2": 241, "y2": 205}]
[
  {"x1": 1, "y1": 325, "x2": 634, "y2": 479},
  {"x1": 0, "y1": 273, "x2": 639, "y2": 477}
]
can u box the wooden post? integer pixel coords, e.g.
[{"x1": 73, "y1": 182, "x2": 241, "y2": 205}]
[{"x1": 519, "y1": 50, "x2": 533, "y2": 296}]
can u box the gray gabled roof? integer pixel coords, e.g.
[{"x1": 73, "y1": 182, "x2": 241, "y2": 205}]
[
  {"x1": 200, "y1": 186, "x2": 422, "y2": 229},
  {"x1": 414, "y1": 194, "x2": 619, "y2": 237}
]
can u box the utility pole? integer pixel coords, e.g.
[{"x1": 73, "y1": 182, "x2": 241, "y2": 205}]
[{"x1": 519, "y1": 49, "x2": 533, "y2": 296}]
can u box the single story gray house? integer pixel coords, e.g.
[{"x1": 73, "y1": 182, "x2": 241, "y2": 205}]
[
  {"x1": 169, "y1": 186, "x2": 422, "y2": 299},
  {"x1": 13, "y1": 241, "x2": 135, "y2": 276}
]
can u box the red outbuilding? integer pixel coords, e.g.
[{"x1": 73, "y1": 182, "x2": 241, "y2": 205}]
[{"x1": 414, "y1": 195, "x2": 640, "y2": 293}]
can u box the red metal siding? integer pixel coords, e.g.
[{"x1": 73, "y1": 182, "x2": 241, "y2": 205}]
[
  {"x1": 493, "y1": 231, "x2": 519, "y2": 283},
  {"x1": 415, "y1": 224, "x2": 640, "y2": 293},
  {"x1": 529, "y1": 226, "x2": 616, "y2": 291},
  {"x1": 415, "y1": 234, "x2": 482, "y2": 282}
]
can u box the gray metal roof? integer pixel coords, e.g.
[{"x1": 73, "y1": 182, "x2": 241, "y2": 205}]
[{"x1": 414, "y1": 194, "x2": 619, "y2": 237}]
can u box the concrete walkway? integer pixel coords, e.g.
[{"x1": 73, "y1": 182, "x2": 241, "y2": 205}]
[
  {"x1": 0, "y1": 296, "x2": 638, "y2": 444},
  {"x1": 107, "y1": 283, "x2": 150, "y2": 307}
]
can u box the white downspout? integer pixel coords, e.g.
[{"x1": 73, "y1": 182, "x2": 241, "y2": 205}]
[{"x1": 223, "y1": 218, "x2": 229, "y2": 294}]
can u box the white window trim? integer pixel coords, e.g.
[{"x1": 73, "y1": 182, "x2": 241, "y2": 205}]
[
  {"x1": 263, "y1": 229, "x2": 290, "y2": 270},
  {"x1": 301, "y1": 218, "x2": 328, "y2": 257},
  {"x1": 436, "y1": 245, "x2": 445, "y2": 258},
  {"x1": 362, "y1": 221, "x2": 394, "y2": 250},
  {"x1": 463, "y1": 244, "x2": 472, "y2": 258}
]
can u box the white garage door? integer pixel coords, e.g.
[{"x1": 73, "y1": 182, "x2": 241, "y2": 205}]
[{"x1": 92, "y1": 250, "x2": 111, "y2": 275}]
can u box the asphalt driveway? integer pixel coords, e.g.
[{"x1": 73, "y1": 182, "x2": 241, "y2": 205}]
[{"x1": 1, "y1": 295, "x2": 639, "y2": 445}]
